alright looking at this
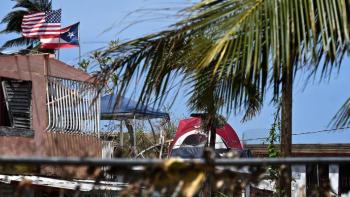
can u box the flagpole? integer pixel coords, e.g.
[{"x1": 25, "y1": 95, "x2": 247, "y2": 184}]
[{"x1": 78, "y1": 22, "x2": 81, "y2": 63}]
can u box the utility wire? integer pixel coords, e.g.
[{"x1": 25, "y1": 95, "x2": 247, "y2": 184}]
[{"x1": 243, "y1": 126, "x2": 350, "y2": 142}]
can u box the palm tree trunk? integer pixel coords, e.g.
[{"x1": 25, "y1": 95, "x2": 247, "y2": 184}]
[
  {"x1": 280, "y1": 64, "x2": 293, "y2": 196},
  {"x1": 206, "y1": 84, "x2": 217, "y2": 197},
  {"x1": 207, "y1": 82, "x2": 217, "y2": 150},
  {"x1": 209, "y1": 115, "x2": 216, "y2": 149}
]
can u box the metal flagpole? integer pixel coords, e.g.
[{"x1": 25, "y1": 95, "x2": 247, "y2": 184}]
[
  {"x1": 78, "y1": 22, "x2": 81, "y2": 63},
  {"x1": 57, "y1": 35, "x2": 61, "y2": 60}
]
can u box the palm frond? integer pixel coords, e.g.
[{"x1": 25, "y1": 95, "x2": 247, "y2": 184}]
[
  {"x1": 12, "y1": 0, "x2": 52, "y2": 12},
  {"x1": 331, "y1": 97, "x2": 350, "y2": 128},
  {"x1": 0, "y1": 10, "x2": 28, "y2": 33},
  {"x1": 1, "y1": 36, "x2": 37, "y2": 49},
  {"x1": 96, "y1": 0, "x2": 350, "y2": 117}
]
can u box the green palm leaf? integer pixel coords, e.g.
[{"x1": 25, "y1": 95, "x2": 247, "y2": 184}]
[
  {"x1": 97, "y1": 0, "x2": 350, "y2": 117},
  {"x1": 1, "y1": 36, "x2": 36, "y2": 49},
  {"x1": 0, "y1": 10, "x2": 27, "y2": 33}
]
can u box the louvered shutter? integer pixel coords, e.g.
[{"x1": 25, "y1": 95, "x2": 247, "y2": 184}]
[{"x1": 1, "y1": 80, "x2": 32, "y2": 129}]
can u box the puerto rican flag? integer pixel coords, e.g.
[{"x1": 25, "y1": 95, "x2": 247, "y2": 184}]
[{"x1": 40, "y1": 22, "x2": 79, "y2": 49}]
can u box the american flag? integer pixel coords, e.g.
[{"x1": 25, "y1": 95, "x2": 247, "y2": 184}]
[{"x1": 21, "y1": 9, "x2": 61, "y2": 38}]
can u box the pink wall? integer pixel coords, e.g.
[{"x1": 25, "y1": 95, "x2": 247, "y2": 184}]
[{"x1": 0, "y1": 55, "x2": 101, "y2": 161}]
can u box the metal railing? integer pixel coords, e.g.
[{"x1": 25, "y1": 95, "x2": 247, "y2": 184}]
[
  {"x1": 1, "y1": 156, "x2": 350, "y2": 196},
  {"x1": 0, "y1": 156, "x2": 350, "y2": 166},
  {"x1": 46, "y1": 77, "x2": 100, "y2": 134}
]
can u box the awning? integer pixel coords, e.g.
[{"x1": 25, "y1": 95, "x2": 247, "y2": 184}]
[{"x1": 100, "y1": 94, "x2": 169, "y2": 120}]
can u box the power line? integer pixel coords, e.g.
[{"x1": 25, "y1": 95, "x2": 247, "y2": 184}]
[{"x1": 243, "y1": 126, "x2": 350, "y2": 142}]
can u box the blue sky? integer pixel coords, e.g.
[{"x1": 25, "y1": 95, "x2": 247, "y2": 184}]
[{"x1": 1, "y1": 0, "x2": 349, "y2": 144}]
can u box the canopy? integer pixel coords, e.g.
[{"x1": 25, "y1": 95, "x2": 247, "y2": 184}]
[
  {"x1": 100, "y1": 94, "x2": 169, "y2": 120},
  {"x1": 169, "y1": 117, "x2": 245, "y2": 158}
]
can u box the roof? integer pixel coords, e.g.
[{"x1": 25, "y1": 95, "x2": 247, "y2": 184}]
[
  {"x1": 0, "y1": 54, "x2": 93, "y2": 82},
  {"x1": 100, "y1": 94, "x2": 169, "y2": 120},
  {"x1": 245, "y1": 144, "x2": 350, "y2": 157}
]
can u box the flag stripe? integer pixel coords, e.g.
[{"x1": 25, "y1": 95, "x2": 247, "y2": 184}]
[
  {"x1": 22, "y1": 26, "x2": 58, "y2": 31},
  {"x1": 23, "y1": 28, "x2": 61, "y2": 31},
  {"x1": 22, "y1": 27, "x2": 61, "y2": 31},
  {"x1": 23, "y1": 12, "x2": 45, "y2": 18},
  {"x1": 23, "y1": 32, "x2": 62, "y2": 37},
  {"x1": 40, "y1": 43, "x2": 78, "y2": 49},
  {"x1": 22, "y1": 20, "x2": 46, "y2": 25},
  {"x1": 24, "y1": 31, "x2": 62, "y2": 35},
  {"x1": 23, "y1": 31, "x2": 62, "y2": 35},
  {"x1": 22, "y1": 23, "x2": 60, "y2": 28},
  {"x1": 23, "y1": 28, "x2": 61, "y2": 33},
  {"x1": 40, "y1": 37, "x2": 60, "y2": 42},
  {"x1": 22, "y1": 16, "x2": 45, "y2": 21},
  {"x1": 22, "y1": 27, "x2": 61, "y2": 32}
]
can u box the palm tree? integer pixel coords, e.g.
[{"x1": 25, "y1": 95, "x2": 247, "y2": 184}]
[
  {"x1": 0, "y1": 0, "x2": 52, "y2": 50},
  {"x1": 94, "y1": 0, "x2": 350, "y2": 195}
]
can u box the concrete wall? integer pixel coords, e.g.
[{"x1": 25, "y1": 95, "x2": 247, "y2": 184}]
[
  {"x1": 0, "y1": 55, "x2": 101, "y2": 163},
  {"x1": 41, "y1": 132, "x2": 102, "y2": 178}
]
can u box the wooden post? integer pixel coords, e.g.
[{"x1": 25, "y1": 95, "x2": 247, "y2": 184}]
[
  {"x1": 120, "y1": 120, "x2": 123, "y2": 148},
  {"x1": 125, "y1": 119, "x2": 136, "y2": 156}
]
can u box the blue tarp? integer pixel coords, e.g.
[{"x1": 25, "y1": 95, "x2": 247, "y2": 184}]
[{"x1": 100, "y1": 94, "x2": 169, "y2": 120}]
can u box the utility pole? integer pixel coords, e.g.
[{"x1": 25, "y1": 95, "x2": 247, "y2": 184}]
[{"x1": 280, "y1": 62, "x2": 293, "y2": 196}]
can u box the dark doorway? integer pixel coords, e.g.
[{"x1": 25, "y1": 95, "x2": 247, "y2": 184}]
[
  {"x1": 339, "y1": 164, "x2": 350, "y2": 194},
  {"x1": 306, "y1": 164, "x2": 330, "y2": 196}
]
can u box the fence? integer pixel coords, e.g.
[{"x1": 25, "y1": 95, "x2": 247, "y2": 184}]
[{"x1": 1, "y1": 156, "x2": 350, "y2": 196}]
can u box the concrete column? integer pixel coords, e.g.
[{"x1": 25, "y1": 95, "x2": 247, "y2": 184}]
[
  {"x1": 292, "y1": 165, "x2": 306, "y2": 197},
  {"x1": 329, "y1": 164, "x2": 339, "y2": 196}
]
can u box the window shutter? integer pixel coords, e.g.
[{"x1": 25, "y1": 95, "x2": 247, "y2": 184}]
[{"x1": 1, "y1": 80, "x2": 32, "y2": 129}]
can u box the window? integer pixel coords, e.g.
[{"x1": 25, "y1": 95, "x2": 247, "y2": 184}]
[{"x1": 0, "y1": 78, "x2": 33, "y2": 137}]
